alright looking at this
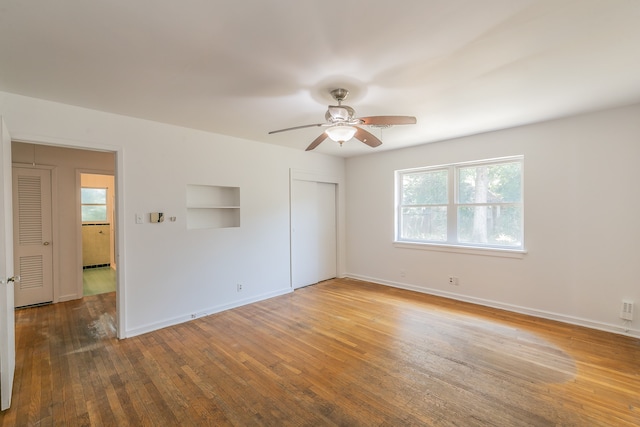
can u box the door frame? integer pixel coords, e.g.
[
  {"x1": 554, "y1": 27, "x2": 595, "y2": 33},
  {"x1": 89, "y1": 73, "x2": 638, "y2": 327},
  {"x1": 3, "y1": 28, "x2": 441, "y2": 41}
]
[
  {"x1": 12, "y1": 137, "x2": 126, "y2": 339},
  {"x1": 289, "y1": 168, "x2": 342, "y2": 288},
  {"x1": 12, "y1": 163, "x2": 59, "y2": 305}
]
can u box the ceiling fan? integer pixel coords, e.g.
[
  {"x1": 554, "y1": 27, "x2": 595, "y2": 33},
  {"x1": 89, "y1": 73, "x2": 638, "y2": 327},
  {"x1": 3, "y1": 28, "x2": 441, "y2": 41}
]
[{"x1": 268, "y1": 88, "x2": 417, "y2": 151}]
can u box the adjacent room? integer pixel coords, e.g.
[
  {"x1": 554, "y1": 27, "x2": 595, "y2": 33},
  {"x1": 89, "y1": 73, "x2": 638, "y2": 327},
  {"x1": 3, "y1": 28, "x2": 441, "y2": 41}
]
[
  {"x1": 0, "y1": 1, "x2": 639, "y2": 425},
  {"x1": 80, "y1": 173, "x2": 117, "y2": 296}
]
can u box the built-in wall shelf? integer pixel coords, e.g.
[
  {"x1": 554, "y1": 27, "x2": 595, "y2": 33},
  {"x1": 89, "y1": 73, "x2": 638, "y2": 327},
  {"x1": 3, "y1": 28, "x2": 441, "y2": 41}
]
[{"x1": 186, "y1": 184, "x2": 240, "y2": 229}]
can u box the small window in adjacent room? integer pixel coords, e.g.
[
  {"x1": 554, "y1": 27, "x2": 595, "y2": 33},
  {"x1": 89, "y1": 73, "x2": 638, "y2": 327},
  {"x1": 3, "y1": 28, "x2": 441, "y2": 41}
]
[
  {"x1": 396, "y1": 156, "x2": 524, "y2": 251},
  {"x1": 81, "y1": 187, "x2": 108, "y2": 222}
]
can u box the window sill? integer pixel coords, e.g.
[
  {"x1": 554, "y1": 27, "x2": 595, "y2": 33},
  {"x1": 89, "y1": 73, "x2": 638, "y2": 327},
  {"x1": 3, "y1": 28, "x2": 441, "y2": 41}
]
[{"x1": 393, "y1": 241, "x2": 527, "y2": 258}]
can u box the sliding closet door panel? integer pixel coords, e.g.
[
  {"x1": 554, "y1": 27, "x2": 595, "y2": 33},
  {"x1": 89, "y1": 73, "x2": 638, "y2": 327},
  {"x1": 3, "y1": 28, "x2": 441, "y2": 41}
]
[
  {"x1": 291, "y1": 180, "x2": 318, "y2": 289},
  {"x1": 317, "y1": 182, "x2": 336, "y2": 282}
]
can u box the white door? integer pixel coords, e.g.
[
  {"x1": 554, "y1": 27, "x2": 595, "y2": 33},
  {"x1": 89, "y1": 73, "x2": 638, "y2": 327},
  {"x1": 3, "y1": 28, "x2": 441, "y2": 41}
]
[
  {"x1": 13, "y1": 167, "x2": 53, "y2": 307},
  {"x1": 316, "y1": 182, "x2": 337, "y2": 282},
  {"x1": 291, "y1": 180, "x2": 317, "y2": 288},
  {"x1": 0, "y1": 118, "x2": 16, "y2": 411},
  {"x1": 291, "y1": 180, "x2": 337, "y2": 289}
]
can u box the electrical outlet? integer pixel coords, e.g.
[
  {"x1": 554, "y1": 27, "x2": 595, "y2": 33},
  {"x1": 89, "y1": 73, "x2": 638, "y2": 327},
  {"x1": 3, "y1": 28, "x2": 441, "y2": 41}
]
[
  {"x1": 620, "y1": 300, "x2": 634, "y2": 321},
  {"x1": 237, "y1": 283, "x2": 243, "y2": 292},
  {"x1": 448, "y1": 276, "x2": 459, "y2": 286},
  {"x1": 400, "y1": 270, "x2": 406, "y2": 278},
  {"x1": 191, "y1": 312, "x2": 208, "y2": 320}
]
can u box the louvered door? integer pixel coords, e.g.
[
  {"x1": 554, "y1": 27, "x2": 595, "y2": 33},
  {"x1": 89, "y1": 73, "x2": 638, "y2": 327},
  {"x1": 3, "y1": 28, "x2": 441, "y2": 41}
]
[{"x1": 12, "y1": 167, "x2": 53, "y2": 307}]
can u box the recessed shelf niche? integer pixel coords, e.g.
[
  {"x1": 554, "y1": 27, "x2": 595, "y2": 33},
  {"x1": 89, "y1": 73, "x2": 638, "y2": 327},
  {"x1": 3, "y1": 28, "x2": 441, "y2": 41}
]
[{"x1": 186, "y1": 184, "x2": 240, "y2": 229}]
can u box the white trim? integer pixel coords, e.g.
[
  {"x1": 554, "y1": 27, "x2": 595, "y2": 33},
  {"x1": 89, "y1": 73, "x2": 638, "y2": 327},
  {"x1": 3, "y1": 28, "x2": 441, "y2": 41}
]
[
  {"x1": 290, "y1": 168, "x2": 339, "y2": 184},
  {"x1": 125, "y1": 287, "x2": 292, "y2": 338},
  {"x1": 11, "y1": 134, "x2": 119, "y2": 153},
  {"x1": 115, "y1": 149, "x2": 125, "y2": 339},
  {"x1": 393, "y1": 241, "x2": 527, "y2": 258},
  {"x1": 346, "y1": 273, "x2": 640, "y2": 339},
  {"x1": 397, "y1": 155, "x2": 525, "y2": 173}
]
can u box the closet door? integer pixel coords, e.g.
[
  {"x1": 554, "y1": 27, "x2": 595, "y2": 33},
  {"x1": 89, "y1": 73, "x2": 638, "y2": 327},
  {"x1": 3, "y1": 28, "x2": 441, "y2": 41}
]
[
  {"x1": 316, "y1": 182, "x2": 337, "y2": 282},
  {"x1": 291, "y1": 180, "x2": 336, "y2": 289},
  {"x1": 12, "y1": 167, "x2": 53, "y2": 307}
]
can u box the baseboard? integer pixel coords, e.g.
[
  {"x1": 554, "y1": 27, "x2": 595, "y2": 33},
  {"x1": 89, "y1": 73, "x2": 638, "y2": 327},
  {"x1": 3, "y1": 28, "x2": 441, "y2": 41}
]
[
  {"x1": 57, "y1": 294, "x2": 78, "y2": 303},
  {"x1": 346, "y1": 273, "x2": 640, "y2": 339},
  {"x1": 124, "y1": 287, "x2": 293, "y2": 338}
]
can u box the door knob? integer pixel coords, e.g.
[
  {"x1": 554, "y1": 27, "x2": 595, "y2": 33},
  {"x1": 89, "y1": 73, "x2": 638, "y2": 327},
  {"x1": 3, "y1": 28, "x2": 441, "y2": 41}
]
[
  {"x1": 43, "y1": 241, "x2": 50, "y2": 246},
  {"x1": 1, "y1": 276, "x2": 20, "y2": 284}
]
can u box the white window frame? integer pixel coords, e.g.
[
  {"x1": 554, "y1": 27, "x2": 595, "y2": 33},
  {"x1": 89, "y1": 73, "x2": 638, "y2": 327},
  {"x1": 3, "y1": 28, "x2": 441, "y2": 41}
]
[{"x1": 395, "y1": 156, "x2": 525, "y2": 256}]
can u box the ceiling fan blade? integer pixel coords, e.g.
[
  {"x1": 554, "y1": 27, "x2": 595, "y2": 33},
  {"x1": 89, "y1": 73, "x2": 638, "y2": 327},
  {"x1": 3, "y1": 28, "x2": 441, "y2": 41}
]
[
  {"x1": 359, "y1": 116, "x2": 417, "y2": 126},
  {"x1": 268, "y1": 123, "x2": 325, "y2": 134},
  {"x1": 354, "y1": 127, "x2": 382, "y2": 148},
  {"x1": 305, "y1": 133, "x2": 328, "y2": 151}
]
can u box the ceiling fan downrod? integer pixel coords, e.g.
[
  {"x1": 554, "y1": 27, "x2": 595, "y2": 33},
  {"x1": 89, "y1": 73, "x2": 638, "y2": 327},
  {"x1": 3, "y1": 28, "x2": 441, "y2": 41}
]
[{"x1": 330, "y1": 88, "x2": 349, "y2": 105}]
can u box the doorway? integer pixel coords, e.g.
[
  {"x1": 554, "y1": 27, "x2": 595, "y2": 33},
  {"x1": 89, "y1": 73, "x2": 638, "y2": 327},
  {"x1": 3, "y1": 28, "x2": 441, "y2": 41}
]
[
  {"x1": 80, "y1": 173, "x2": 116, "y2": 296},
  {"x1": 11, "y1": 142, "x2": 117, "y2": 311}
]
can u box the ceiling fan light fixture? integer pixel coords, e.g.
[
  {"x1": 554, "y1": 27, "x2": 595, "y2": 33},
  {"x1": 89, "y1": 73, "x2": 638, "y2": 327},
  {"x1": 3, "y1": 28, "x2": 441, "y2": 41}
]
[
  {"x1": 325, "y1": 125, "x2": 357, "y2": 143},
  {"x1": 268, "y1": 87, "x2": 416, "y2": 151}
]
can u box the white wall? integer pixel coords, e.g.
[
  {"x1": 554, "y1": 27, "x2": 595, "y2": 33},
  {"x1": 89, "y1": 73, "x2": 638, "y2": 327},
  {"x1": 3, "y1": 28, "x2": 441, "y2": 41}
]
[
  {"x1": 0, "y1": 91, "x2": 346, "y2": 337},
  {"x1": 346, "y1": 103, "x2": 640, "y2": 337}
]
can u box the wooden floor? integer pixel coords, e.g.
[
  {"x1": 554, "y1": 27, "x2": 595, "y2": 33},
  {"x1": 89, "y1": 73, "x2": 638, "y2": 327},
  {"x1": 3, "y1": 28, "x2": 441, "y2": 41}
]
[{"x1": 1, "y1": 278, "x2": 639, "y2": 426}]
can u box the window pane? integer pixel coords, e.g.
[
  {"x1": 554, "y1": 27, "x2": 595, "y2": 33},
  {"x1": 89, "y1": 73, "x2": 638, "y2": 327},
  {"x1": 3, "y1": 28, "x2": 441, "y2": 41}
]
[
  {"x1": 82, "y1": 205, "x2": 107, "y2": 222},
  {"x1": 401, "y1": 206, "x2": 447, "y2": 241},
  {"x1": 457, "y1": 205, "x2": 522, "y2": 246},
  {"x1": 402, "y1": 170, "x2": 448, "y2": 205},
  {"x1": 458, "y1": 162, "x2": 521, "y2": 204},
  {"x1": 81, "y1": 188, "x2": 107, "y2": 204}
]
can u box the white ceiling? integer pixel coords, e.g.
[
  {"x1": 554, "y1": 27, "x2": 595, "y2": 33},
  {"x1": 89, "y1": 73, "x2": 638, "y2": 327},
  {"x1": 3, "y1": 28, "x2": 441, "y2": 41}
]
[{"x1": 1, "y1": 0, "x2": 639, "y2": 157}]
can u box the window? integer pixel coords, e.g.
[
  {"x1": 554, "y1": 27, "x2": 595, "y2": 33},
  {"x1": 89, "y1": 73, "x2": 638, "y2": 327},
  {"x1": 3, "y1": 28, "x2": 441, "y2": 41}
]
[
  {"x1": 396, "y1": 157, "x2": 523, "y2": 250},
  {"x1": 399, "y1": 168, "x2": 448, "y2": 242},
  {"x1": 81, "y1": 187, "x2": 108, "y2": 222}
]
